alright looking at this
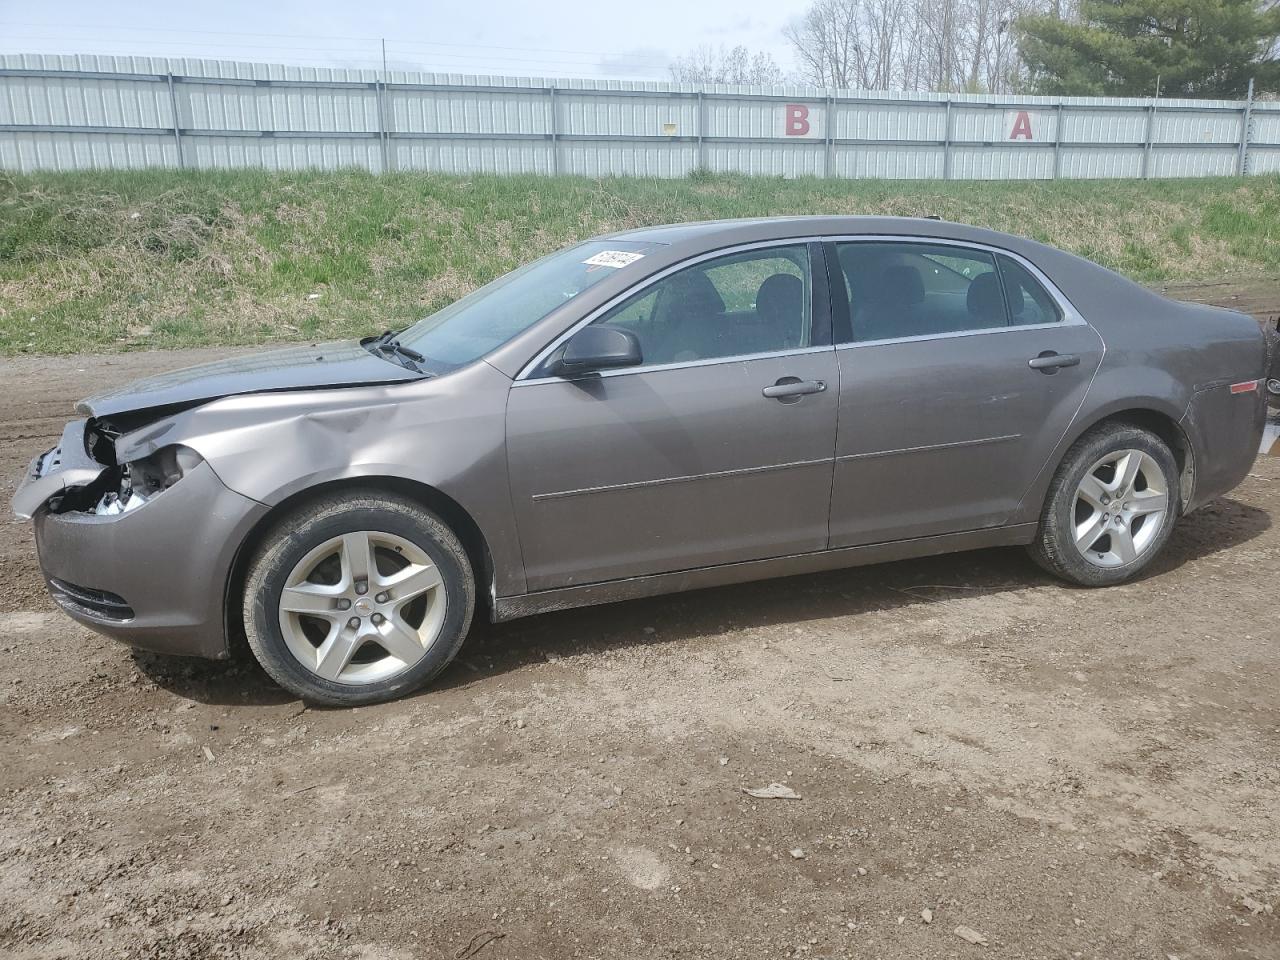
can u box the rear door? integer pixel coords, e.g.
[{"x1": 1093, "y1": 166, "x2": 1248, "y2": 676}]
[
  {"x1": 826, "y1": 238, "x2": 1104, "y2": 547},
  {"x1": 506, "y1": 241, "x2": 839, "y2": 592}
]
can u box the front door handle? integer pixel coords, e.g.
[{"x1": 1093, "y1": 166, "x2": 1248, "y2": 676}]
[
  {"x1": 1028, "y1": 351, "x2": 1080, "y2": 373},
  {"x1": 762, "y1": 378, "x2": 826, "y2": 401}
]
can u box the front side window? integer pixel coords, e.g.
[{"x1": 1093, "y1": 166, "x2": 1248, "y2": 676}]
[
  {"x1": 835, "y1": 241, "x2": 1061, "y2": 342},
  {"x1": 396, "y1": 240, "x2": 659, "y2": 373},
  {"x1": 593, "y1": 245, "x2": 812, "y2": 367}
]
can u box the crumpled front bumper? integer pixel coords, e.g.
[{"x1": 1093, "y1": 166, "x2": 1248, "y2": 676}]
[
  {"x1": 11, "y1": 419, "x2": 106, "y2": 520},
  {"x1": 16, "y1": 430, "x2": 269, "y2": 660}
]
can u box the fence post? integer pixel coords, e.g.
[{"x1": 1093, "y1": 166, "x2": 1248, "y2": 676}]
[
  {"x1": 1141, "y1": 97, "x2": 1157, "y2": 179},
  {"x1": 378, "y1": 38, "x2": 391, "y2": 174},
  {"x1": 374, "y1": 79, "x2": 390, "y2": 174},
  {"x1": 548, "y1": 83, "x2": 559, "y2": 175},
  {"x1": 824, "y1": 93, "x2": 835, "y2": 178},
  {"x1": 165, "y1": 73, "x2": 183, "y2": 169},
  {"x1": 942, "y1": 99, "x2": 953, "y2": 180},
  {"x1": 1238, "y1": 77, "x2": 1254, "y2": 176},
  {"x1": 1053, "y1": 101, "x2": 1063, "y2": 179},
  {"x1": 697, "y1": 88, "x2": 706, "y2": 172}
]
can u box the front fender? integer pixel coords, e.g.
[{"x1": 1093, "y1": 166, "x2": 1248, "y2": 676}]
[{"x1": 114, "y1": 361, "x2": 526, "y2": 596}]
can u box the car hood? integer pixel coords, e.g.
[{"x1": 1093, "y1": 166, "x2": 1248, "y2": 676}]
[{"x1": 77, "y1": 340, "x2": 427, "y2": 418}]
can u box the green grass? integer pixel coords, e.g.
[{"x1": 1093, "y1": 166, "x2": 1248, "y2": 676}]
[{"x1": 2, "y1": 169, "x2": 1280, "y2": 355}]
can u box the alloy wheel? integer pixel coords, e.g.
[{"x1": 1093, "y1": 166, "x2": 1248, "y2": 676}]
[
  {"x1": 1072, "y1": 449, "x2": 1169, "y2": 569},
  {"x1": 276, "y1": 530, "x2": 447, "y2": 684}
]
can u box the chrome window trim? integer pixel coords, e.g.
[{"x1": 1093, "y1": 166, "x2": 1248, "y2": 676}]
[
  {"x1": 511, "y1": 343, "x2": 835, "y2": 387},
  {"x1": 825, "y1": 234, "x2": 1088, "y2": 347},
  {"x1": 514, "y1": 237, "x2": 828, "y2": 383},
  {"x1": 836, "y1": 318, "x2": 1078, "y2": 351}
]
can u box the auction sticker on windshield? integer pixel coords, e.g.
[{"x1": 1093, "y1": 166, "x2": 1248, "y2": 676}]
[{"x1": 583, "y1": 250, "x2": 646, "y2": 268}]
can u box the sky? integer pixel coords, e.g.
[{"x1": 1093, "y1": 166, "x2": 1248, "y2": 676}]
[{"x1": 0, "y1": 0, "x2": 801, "y2": 80}]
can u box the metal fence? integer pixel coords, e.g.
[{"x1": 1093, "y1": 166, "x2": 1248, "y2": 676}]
[{"x1": 2, "y1": 53, "x2": 1278, "y2": 180}]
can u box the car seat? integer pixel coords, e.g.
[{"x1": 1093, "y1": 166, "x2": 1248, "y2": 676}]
[
  {"x1": 649, "y1": 271, "x2": 728, "y2": 363},
  {"x1": 858, "y1": 264, "x2": 925, "y2": 340},
  {"x1": 965, "y1": 271, "x2": 1007, "y2": 328},
  {"x1": 751, "y1": 273, "x2": 805, "y2": 351}
]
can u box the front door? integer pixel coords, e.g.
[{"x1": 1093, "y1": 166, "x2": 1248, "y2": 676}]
[
  {"x1": 506, "y1": 242, "x2": 839, "y2": 592},
  {"x1": 826, "y1": 238, "x2": 1105, "y2": 547}
]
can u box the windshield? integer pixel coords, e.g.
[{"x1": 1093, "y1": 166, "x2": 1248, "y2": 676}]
[{"x1": 394, "y1": 240, "x2": 661, "y2": 373}]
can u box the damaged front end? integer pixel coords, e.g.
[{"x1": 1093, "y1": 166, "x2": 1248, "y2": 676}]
[
  {"x1": 13, "y1": 412, "x2": 270, "y2": 660},
  {"x1": 13, "y1": 419, "x2": 108, "y2": 520},
  {"x1": 12, "y1": 417, "x2": 203, "y2": 520},
  {"x1": 85, "y1": 428, "x2": 205, "y2": 518}
]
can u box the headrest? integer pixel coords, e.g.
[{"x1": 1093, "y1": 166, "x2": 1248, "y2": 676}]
[
  {"x1": 756, "y1": 273, "x2": 803, "y2": 321},
  {"x1": 669, "y1": 269, "x2": 726, "y2": 318},
  {"x1": 966, "y1": 271, "x2": 1005, "y2": 324},
  {"x1": 875, "y1": 265, "x2": 925, "y2": 306}
]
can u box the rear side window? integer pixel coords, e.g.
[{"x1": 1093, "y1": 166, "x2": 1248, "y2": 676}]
[
  {"x1": 997, "y1": 254, "x2": 1062, "y2": 326},
  {"x1": 834, "y1": 241, "x2": 1060, "y2": 342}
]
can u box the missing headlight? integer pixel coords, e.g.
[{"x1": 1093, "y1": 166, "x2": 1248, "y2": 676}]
[
  {"x1": 85, "y1": 418, "x2": 121, "y2": 467},
  {"x1": 91, "y1": 445, "x2": 203, "y2": 516}
]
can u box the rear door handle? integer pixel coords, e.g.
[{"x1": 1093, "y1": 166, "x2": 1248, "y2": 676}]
[
  {"x1": 1028, "y1": 352, "x2": 1080, "y2": 372},
  {"x1": 762, "y1": 378, "x2": 826, "y2": 401}
]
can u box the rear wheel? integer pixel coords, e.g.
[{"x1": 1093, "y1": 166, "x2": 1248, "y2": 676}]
[
  {"x1": 243, "y1": 491, "x2": 474, "y2": 706},
  {"x1": 1030, "y1": 424, "x2": 1179, "y2": 586}
]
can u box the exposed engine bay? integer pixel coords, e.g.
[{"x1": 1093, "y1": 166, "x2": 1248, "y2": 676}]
[
  {"x1": 90, "y1": 443, "x2": 202, "y2": 516},
  {"x1": 42, "y1": 416, "x2": 204, "y2": 517}
]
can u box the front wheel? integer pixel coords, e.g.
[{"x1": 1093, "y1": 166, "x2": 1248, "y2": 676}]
[
  {"x1": 1029, "y1": 424, "x2": 1180, "y2": 586},
  {"x1": 243, "y1": 491, "x2": 475, "y2": 706}
]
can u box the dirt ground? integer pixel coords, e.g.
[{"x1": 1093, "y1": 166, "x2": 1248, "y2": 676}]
[{"x1": 3, "y1": 289, "x2": 1280, "y2": 960}]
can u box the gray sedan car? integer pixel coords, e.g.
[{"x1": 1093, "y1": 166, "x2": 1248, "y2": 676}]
[{"x1": 13, "y1": 216, "x2": 1268, "y2": 705}]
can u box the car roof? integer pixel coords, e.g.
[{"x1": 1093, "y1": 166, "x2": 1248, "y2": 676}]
[{"x1": 604, "y1": 215, "x2": 1031, "y2": 253}]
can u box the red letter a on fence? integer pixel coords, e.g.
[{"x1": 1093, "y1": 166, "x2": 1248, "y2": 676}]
[{"x1": 1009, "y1": 111, "x2": 1034, "y2": 140}]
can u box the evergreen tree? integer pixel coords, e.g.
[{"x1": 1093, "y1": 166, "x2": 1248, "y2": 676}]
[{"x1": 1017, "y1": 0, "x2": 1280, "y2": 97}]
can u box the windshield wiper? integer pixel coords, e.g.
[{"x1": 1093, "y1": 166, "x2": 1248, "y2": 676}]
[{"x1": 364, "y1": 329, "x2": 427, "y2": 374}]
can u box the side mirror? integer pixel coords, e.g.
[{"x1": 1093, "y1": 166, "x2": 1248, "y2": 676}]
[{"x1": 551, "y1": 326, "x2": 642, "y2": 376}]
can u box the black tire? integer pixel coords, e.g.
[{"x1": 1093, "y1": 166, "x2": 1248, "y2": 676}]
[
  {"x1": 1029, "y1": 423, "x2": 1180, "y2": 586},
  {"x1": 243, "y1": 490, "x2": 474, "y2": 706}
]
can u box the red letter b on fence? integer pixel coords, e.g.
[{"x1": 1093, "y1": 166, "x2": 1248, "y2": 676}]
[{"x1": 785, "y1": 104, "x2": 810, "y2": 136}]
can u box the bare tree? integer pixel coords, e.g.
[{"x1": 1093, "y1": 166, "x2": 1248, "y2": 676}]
[
  {"x1": 965, "y1": 0, "x2": 994, "y2": 90},
  {"x1": 669, "y1": 45, "x2": 787, "y2": 85},
  {"x1": 784, "y1": 0, "x2": 862, "y2": 87},
  {"x1": 981, "y1": 6, "x2": 1025, "y2": 92},
  {"x1": 908, "y1": 0, "x2": 962, "y2": 91},
  {"x1": 785, "y1": 0, "x2": 1052, "y2": 93}
]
